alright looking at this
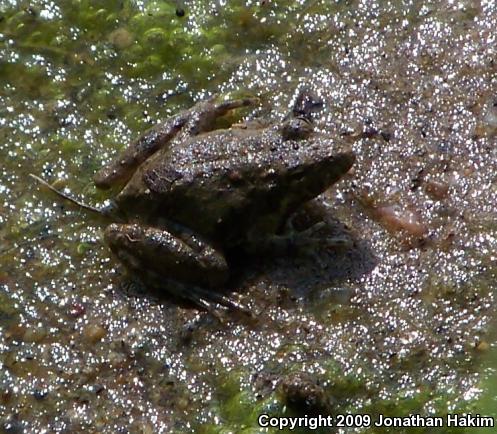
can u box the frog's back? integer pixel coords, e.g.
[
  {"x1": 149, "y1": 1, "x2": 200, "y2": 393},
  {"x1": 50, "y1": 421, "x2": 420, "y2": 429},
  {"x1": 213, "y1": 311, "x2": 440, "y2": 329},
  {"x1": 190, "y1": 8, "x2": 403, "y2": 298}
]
[
  {"x1": 114, "y1": 127, "x2": 284, "y2": 240},
  {"x1": 168, "y1": 127, "x2": 278, "y2": 177},
  {"x1": 114, "y1": 124, "x2": 354, "y2": 247},
  {"x1": 125, "y1": 127, "x2": 283, "y2": 195}
]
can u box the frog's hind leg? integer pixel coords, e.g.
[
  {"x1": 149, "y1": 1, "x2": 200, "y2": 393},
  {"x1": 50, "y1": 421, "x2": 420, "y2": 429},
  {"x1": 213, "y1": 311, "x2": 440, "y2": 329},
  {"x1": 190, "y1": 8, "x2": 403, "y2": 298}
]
[
  {"x1": 104, "y1": 223, "x2": 249, "y2": 315},
  {"x1": 213, "y1": 97, "x2": 259, "y2": 115},
  {"x1": 93, "y1": 113, "x2": 190, "y2": 190},
  {"x1": 94, "y1": 96, "x2": 259, "y2": 190},
  {"x1": 185, "y1": 96, "x2": 259, "y2": 135}
]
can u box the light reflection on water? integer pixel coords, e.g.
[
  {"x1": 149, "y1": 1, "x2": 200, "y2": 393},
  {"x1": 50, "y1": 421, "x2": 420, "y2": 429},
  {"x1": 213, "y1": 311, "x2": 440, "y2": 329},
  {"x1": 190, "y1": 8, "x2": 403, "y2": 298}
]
[{"x1": 1, "y1": 0, "x2": 497, "y2": 432}]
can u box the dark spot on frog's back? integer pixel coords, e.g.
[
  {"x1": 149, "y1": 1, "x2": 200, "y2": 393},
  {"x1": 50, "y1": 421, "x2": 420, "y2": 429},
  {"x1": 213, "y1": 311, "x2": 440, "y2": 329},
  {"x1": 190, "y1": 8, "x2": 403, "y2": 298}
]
[{"x1": 144, "y1": 168, "x2": 184, "y2": 192}]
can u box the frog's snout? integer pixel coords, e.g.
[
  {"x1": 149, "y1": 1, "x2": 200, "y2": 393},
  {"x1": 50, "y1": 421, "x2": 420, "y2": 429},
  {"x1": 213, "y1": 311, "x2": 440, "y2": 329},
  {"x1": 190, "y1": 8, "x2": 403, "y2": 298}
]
[
  {"x1": 305, "y1": 149, "x2": 355, "y2": 192},
  {"x1": 325, "y1": 151, "x2": 355, "y2": 183},
  {"x1": 335, "y1": 151, "x2": 356, "y2": 173}
]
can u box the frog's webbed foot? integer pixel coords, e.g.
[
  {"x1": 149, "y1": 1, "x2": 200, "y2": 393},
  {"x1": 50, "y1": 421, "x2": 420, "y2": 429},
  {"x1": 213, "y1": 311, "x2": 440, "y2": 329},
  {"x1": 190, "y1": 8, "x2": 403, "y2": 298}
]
[
  {"x1": 105, "y1": 223, "x2": 251, "y2": 316},
  {"x1": 177, "y1": 283, "x2": 252, "y2": 318},
  {"x1": 289, "y1": 222, "x2": 352, "y2": 252},
  {"x1": 292, "y1": 88, "x2": 323, "y2": 120}
]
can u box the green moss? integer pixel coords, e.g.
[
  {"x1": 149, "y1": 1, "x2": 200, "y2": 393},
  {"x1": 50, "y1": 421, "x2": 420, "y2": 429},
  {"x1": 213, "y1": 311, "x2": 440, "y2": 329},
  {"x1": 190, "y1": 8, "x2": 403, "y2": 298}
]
[
  {"x1": 142, "y1": 27, "x2": 169, "y2": 46},
  {"x1": 222, "y1": 390, "x2": 257, "y2": 424},
  {"x1": 0, "y1": 291, "x2": 18, "y2": 318},
  {"x1": 76, "y1": 242, "x2": 93, "y2": 256},
  {"x1": 250, "y1": 395, "x2": 285, "y2": 418}
]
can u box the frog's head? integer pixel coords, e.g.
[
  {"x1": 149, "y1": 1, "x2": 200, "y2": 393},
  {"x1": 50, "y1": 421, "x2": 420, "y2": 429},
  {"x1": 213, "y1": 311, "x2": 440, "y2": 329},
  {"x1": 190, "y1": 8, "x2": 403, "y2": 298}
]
[
  {"x1": 265, "y1": 137, "x2": 355, "y2": 214},
  {"x1": 279, "y1": 89, "x2": 354, "y2": 207}
]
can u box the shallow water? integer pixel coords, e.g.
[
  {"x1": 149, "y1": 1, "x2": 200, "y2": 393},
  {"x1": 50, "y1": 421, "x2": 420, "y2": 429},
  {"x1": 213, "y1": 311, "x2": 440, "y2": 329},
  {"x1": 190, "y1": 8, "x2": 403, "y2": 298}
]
[{"x1": 1, "y1": 1, "x2": 497, "y2": 433}]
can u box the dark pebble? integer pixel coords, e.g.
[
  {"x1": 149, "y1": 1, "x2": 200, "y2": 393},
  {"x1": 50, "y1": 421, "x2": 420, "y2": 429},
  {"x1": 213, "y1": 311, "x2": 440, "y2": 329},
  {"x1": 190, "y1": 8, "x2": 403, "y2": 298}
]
[
  {"x1": 280, "y1": 372, "x2": 331, "y2": 416},
  {"x1": 380, "y1": 130, "x2": 392, "y2": 141},
  {"x1": 33, "y1": 389, "x2": 48, "y2": 400},
  {"x1": 68, "y1": 302, "x2": 86, "y2": 318},
  {"x1": 2, "y1": 417, "x2": 23, "y2": 433}
]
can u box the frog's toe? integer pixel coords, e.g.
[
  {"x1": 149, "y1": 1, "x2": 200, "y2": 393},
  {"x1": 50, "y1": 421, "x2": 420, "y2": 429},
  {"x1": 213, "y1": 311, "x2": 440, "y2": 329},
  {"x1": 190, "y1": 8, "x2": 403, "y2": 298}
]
[
  {"x1": 214, "y1": 97, "x2": 259, "y2": 114},
  {"x1": 322, "y1": 236, "x2": 353, "y2": 250},
  {"x1": 296, "y1": 221, "x2": 327, "y2": 236},
  {"x1": 188, "y1": 285, "x2": 253, "y2": 317},
  {"x1": 164, "y1": 278, "x2": 252, "y2": 317},
  {"x1": 295, "y1": 233, "x2": 353, "y2": 252}
]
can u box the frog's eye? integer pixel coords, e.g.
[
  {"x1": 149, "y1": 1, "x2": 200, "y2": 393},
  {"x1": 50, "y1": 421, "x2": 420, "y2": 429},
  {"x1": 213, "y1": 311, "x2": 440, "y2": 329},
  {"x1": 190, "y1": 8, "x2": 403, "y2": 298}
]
[
  {"x1": 292, "y1": 88, "x2": 324, "y2": 119},
  {"x1": 281, "y1": 117, "x2": 313, "y2": 141}
]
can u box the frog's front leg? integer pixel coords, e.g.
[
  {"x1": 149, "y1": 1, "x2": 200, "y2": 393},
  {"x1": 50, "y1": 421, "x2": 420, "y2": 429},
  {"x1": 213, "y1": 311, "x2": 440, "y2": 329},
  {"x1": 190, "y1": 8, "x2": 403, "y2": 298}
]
[
  {"x1": 247, "y1": 222, "x2": 352, "y2": 257},
  {"x1": 104, "y1": 223, "x2": 245, "y2": 312},
  {"x1": 94, "y1": 97, "x2": 258, "y2": 190}
]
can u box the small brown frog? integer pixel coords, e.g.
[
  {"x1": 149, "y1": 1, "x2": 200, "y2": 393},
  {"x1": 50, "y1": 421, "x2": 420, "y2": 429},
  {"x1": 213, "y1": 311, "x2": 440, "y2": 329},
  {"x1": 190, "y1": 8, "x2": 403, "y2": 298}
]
[{"x1": 33, "y1": 91, "x2": 355, "y2": 314}]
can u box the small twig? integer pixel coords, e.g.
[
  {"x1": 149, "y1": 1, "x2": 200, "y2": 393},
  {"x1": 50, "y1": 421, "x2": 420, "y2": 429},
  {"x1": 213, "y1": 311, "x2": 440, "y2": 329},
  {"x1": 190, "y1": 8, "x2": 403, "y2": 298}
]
[{"x1": 29, "y1": 174, "x2": 104, "y2": 217}]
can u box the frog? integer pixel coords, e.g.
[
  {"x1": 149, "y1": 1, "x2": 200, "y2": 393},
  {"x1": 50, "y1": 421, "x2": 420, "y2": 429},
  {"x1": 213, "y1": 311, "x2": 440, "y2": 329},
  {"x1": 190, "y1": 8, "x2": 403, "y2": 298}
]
[{"x1": 32, "y1": 91, "x2": 355, "y2": 315}]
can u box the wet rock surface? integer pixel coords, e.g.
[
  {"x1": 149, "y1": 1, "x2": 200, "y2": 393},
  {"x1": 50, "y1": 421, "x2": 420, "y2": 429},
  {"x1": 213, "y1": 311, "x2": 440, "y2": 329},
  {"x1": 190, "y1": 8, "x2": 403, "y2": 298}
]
[{"x1": 1, "y1": 1, "x2": 496, "y2": 432}]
